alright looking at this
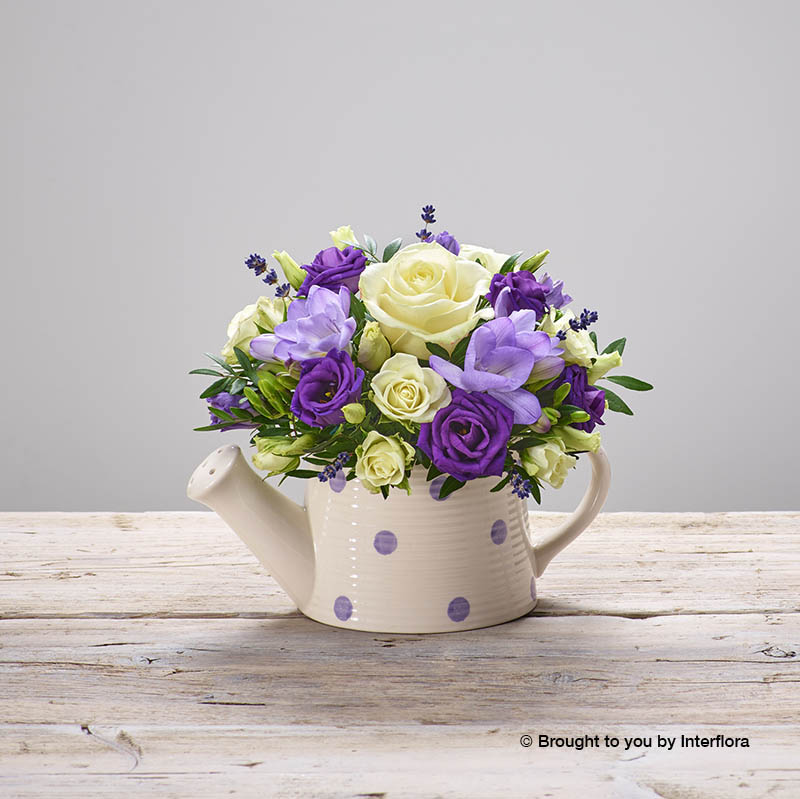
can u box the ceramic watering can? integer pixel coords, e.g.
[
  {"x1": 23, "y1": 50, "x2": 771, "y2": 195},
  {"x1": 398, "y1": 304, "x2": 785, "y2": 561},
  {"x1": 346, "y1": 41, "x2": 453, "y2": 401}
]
[{"x1": 187, "y1": 444, "x2": 610, "y2": 633}]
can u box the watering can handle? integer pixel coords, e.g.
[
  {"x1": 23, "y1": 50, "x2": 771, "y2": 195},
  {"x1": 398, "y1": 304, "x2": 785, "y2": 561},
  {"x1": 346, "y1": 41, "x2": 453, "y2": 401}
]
[{"x1": 530, "y1": 447, "x2": 611, "y2": 577}]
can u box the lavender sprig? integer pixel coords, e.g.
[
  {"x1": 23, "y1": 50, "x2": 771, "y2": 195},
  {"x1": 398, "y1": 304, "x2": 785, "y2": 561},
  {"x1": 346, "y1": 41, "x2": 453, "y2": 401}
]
[{"x1": 317, "y1": 452, "x2": 351, "y2": 482}]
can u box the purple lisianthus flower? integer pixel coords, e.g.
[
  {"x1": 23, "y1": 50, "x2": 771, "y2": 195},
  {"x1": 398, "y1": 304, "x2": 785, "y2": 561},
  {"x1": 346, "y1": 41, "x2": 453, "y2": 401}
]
[
  {"x1": 486, "y1": 271, "x2": 547, "y2": 318},
  {"x1": 434, "y1": 230, "x2": 460, "y2": 255},
  {"x1": 249, "y1": 285, "x2": 355, "y2": 363},
  {"x1": 290, "y1": 349, "x2": 364, "y2": 428},
  {"x1": 429, "y1": 310, "x2": 565, "y2": 424},
  {"x1": 418, "y1": 389, "x2": 513, "y2": 482},
  {"x1": 298, "y1": 245, "x2": 367, "y2": 295},
  {"x1": 547, "y1": 364, "x2": 606, "y2": 432},
  {"x1": 207, "y1": 392, "x2": 257, "y2": 430}
]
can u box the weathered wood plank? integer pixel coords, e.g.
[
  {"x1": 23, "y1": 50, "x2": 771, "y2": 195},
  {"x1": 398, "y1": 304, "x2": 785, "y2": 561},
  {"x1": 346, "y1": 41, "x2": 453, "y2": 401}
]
[
  {"x1": 1, "y1": 724, "x2": 798, "y2": 799},
  {"x1": 1, "y1": 614, "x2": 798, "y2": 726},
  {"x1": 1, "y1": 512, "x2": 798, "y2": 797},
  {"x1": 2, "y1": 512, "x2": 798, "y2": 617}
]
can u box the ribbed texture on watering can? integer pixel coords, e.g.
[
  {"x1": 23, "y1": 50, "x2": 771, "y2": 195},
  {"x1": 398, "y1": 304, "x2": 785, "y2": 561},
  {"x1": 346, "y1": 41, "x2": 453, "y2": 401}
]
[{"x1": 302, "y1": 468, "x2": 537, "y2": 633}]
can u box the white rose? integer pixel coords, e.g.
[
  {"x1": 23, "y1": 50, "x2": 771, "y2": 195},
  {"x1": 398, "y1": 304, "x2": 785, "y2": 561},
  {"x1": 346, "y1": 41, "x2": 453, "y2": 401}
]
[
  {"x1": 520, "y1": 440, "x2": 577, "y2": 489},
  {"x1": 221, "y1": 297, "x2": 289, "y2": 364},
  {"x1": 358, "y1": 243, "x2": 492, "y2": 359},
  {"x1": 371, "y1": 353, "x2": 451, "y2": 423},
  {"x1": 458, "y1": 244, "x2": 510, "y2": 273},
  {"x1": 539, "y1": 307, "x2": 597, "y2": 368},
  {"x1": 355, "y1": 431, "x2": 415, "y2": 493}
]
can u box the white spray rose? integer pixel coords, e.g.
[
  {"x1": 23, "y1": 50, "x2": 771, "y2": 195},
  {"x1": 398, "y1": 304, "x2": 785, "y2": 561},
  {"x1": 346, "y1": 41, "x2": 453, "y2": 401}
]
[
  {"x1": 371, "y1": 353, "x2": 451, "y2": 423},
  {"x1": 357, "y1": 321, "x2": 391, "y2": 371},
  {"x1": 329, "y1": 225, "x2": 358, "y2": 249},
  {"x1": 458, "y1": 244, "x2": 510, "y2": 273},
  {"x1": 554, "y1": 425, "x2": 602, "y2": 453},
  {"x1": 539, "y1": 307, "x2": 596, "y2": 368},
  {"x1": 587, "y1": 351, "x2": 623, "y2": 383},
  {"x1": 520, "y1": 439, "x2": 577, "y2": 489},
  {"x1": 221, "y1": 297, "x2": 289, "y2": 364},
  {"x1": 355, "y1": 431, "x2": 415, "y2": 493},
  {"x1": 358, "y1": 243, "x2": 492, "y2": 359}
]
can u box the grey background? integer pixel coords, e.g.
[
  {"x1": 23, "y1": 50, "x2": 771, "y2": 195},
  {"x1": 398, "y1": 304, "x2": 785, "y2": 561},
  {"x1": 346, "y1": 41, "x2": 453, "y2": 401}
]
[{"x1": 2, "y1": 0, "x2": 797, "y2": 512}]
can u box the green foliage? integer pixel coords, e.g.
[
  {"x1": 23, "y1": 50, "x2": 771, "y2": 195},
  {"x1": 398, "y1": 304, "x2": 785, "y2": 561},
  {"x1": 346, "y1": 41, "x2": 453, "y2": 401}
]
[
  {"x1": 602, "y1": 337, "x2": 627, "y2": 355},
  {"x1": 425, "y1": 342, "x2": 450, "y2": 360},
  {"x1": 603, "y1": 375, "x2": 653, "y2": 391},
  {"x1": 490, "y1": 473, "x2": 512, "y2": 492},
  {"x1": 382, "y1": 238, "x2": 403, "y2": 262},
  {"x1": 603, "y1": 386, "x2": 634, "y2": 415},
  {"x1": 498, "y1": 251, "x2": 523, "y2": 274},
  {"x1": 199, "y1": 377, "x2": 229, "y2": 399},
  {"x1": 438, "y1": 475, "x2": 465, "y2": 500}
]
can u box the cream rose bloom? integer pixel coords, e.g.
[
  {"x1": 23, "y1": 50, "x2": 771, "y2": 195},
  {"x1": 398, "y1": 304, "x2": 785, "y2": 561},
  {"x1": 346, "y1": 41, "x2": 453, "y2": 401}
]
[
  {"x1": 539, "y1": 307, "x2": 596, "y2": 368},
  {"x1": 358, "y1": 243, "x2": 492, "y2": 358},
  {"x1": 520, "y1": 440, "x2": 577, "y2": 489},
  {"x1": 355, "y1": 431, "x2": 415, "y2": 493},
  {"x1": 371, "y1": 353, "x2": 451, "y2": 423},
  {"x1": 458, "y1": 244, "x2": 510, "y2": 273},
  {"x1": 221, "y1": 297, "x2": 288, "y2": 364}
]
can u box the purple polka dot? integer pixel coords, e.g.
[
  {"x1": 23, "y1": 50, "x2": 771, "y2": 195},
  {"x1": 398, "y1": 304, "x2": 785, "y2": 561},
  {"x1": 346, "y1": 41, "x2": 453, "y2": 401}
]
[
  {"x1": 329, "y1": 468, "x2": 346, "y2": 493},
  {"x1": 373, "y1": 530, "x2": 397, "y2": 555},
  {"x1": 429, "y1": 475, "x2": 449, "y2": 501},
  {"x1": 490, "y1": 519, "x2": 507, "y2": 545},
  {"x1": 333, "y1": 595, "x2": 352, "y2": 621},
  {"x1": 530, "y1": 577, "x2": 537, "y2": 602},
  {"x1": 447, "y1": 596, "x2": 470, "y2": 622}
]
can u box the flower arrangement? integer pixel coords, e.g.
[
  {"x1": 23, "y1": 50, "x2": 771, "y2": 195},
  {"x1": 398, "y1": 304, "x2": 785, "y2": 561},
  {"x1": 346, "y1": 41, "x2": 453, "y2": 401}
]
[{"x1": 192, "y1": 206, "x2": 652, "y2": 501}]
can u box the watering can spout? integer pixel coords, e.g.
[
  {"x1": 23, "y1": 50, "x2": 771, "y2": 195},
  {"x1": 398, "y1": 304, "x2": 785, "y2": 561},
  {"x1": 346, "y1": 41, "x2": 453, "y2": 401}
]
[{"x1": 187, "y1": 444, "x2": 314, "y2": 608}]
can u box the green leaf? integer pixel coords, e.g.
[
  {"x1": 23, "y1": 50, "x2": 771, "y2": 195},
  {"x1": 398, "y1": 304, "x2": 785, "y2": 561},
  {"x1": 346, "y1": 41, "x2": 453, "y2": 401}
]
[
  {"x1": 426, "y1": 462, "x2": 443, "y2": 481},
  {"x1": 602, "y1": 337, "x2": 627, "y2": 356},
  {"x1": 229, "y1": 407, "x2": 254, "y2": 420},
  {"x1": 233, "y1": 347, "x2": 257, "y2": 380},
  {"x1": 380, "y1": 485, "x2": 389, "y2": 500},
  {"x1": 199, "y1": 377, "x2": 230, "y2": 399},
  {"x1": 558, "y1": 404, "x2": 585, "y2": 416},
  {"x1": 589, "y1": 332, "x2": 598, "y2": 350},
  {"x1": 603, "y1": 375, "x2": 653, "y2": 391},
  {"x1": 438, "y1": 475, "x2": 465, "y2": 500},
  {"x1": 189, "y1": 368, "x2": 225, "y2": 377},
  {"x1": 229, "y1": 377, "x2": 247, "y2": 395},
  {"x1": 517, "y1": 249, "x2": 549, "y2": 273},
  {"x1": 193, "y1": 421, "x2": 239, "y2": 432},
  {"x1": 206, "y1": 405, "x2": 234, "y2": 422},
  {"x1": 528, "y1": 477, "x2": 542, "y2": 505},
  {"x1": 425, "y1": 342, "x2": 450, "y2": 361},
  {"x1": 382, "y1": 237, "x2": 402, "y2": 262},
  {"x1": 603, "y1": 386, "x2": 634, "y2": 415},
  {"x1": 205, "y1": 353, "x2": 235, "y2": 373},
  {"x1": 284, "y1": 469, "x2": 321, "y2": 479},
  {"x1": 499, "y1": 251, "x2": 523, "y2": 274},
  {"x1": 364, "y1": 234, "x2": 378, "y2": 255},
  {"x1": 243, "y1": 387, "x2": 270, "y2": 417},
  {"x1": 349, "y1": 294, "x2": 366, "y2": 327},
  {"x1": 450, "y1": 335, "x2": 471, "y2": 367},
  {"x1": 490, "y1": 473, "x2": 512, "y2": 492}
]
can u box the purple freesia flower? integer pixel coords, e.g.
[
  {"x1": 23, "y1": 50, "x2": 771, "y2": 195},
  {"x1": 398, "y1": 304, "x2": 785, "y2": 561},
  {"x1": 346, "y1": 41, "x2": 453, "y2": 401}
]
[
  {"x1": 547, "y1": 364, "x2": 606, "y2": 432},
  {"x1": 539, "y1": 272, "x2": 571, "y2": 309},
  {"x1": 290, "y1": 349, "x2": 364, "y2": 428},
  {"x1": 249, "y1": 285, "x2": 355, "y2": 363},
  {"x1": 207, "y1": 392, "x2": 257, "y2": 430},
  {"x1": 429, "y1": 310, "x2": 565, "y2": 424},
  {"x1": 486, "y1": 271, "x2": 572, "y2": 318},
  {"x1": 298, "y1": 245, "x2": 367, "y2": 295},
  {"x1": 418, "y1": 389, "x2": 513, "y2": 482},
  {"x1": 434, "y1": 230, "x2": 460, "y2": 255}
]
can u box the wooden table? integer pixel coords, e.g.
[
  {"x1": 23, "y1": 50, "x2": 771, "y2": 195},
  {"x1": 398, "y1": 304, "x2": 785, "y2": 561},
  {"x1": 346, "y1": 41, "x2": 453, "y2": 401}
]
[{"x1": 1, "y1": 512, "x2": 798, "y2": 797}]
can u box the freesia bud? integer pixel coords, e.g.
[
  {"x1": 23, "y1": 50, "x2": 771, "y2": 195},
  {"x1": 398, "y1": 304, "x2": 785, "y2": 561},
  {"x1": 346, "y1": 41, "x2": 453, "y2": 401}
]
[
  {"x1": 357, "y1": 321, "x2": 391, "y2": 371},
  {"x1": 272, "y1": 250, "x2": 306, "y2": 291}
]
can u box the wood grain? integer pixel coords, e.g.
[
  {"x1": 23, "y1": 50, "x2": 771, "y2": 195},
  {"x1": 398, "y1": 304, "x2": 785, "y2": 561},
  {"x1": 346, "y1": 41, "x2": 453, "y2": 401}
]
[{"x1": 1, "y1": 512, "x2": 798, "y2": 797}]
